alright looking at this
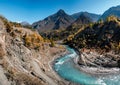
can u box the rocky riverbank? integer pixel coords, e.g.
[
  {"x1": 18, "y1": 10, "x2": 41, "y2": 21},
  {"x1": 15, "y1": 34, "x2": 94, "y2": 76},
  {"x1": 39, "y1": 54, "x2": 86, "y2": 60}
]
[{"x1": 76, "y1": 48, "x2": 120, "y2": 76}]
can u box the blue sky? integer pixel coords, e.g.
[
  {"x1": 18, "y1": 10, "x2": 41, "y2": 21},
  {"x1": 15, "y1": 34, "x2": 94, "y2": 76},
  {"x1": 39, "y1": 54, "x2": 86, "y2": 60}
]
[{"x1": 0, "y1": 0, "x2": 120, "y2": 24}]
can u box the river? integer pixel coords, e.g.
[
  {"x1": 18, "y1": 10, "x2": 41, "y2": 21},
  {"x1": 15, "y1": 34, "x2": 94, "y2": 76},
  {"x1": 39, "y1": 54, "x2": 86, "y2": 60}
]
[{"x1": 54, "y1": 46, "x2": 120, "y2": 85}]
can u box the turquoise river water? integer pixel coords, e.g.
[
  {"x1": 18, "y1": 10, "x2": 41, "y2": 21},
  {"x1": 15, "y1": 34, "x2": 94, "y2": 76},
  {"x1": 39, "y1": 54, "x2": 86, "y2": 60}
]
[{"x1": 54, "y1": 46, "x2": 120, "y2": 85}]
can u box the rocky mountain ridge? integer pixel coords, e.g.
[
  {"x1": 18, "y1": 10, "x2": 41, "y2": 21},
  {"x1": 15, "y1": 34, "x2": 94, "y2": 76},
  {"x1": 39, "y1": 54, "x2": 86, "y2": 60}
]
[
  {"x1": 100, "y1": 5, "x2": 120, "y2": 20},
  {"x1": 32, "y1": 9, "x2": 101, "y2": 32},
  {"x1": 71, "y1": 12, "x2": 101, "y2": 22},
  {"x1": 32, "y1": 9, "x2": 75, "y2": 32}
]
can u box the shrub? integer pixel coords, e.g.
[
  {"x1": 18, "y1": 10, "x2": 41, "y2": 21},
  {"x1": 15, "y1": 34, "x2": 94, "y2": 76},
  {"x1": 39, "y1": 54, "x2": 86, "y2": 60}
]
[
  {"x1": 9, "y1": 22, "x2": 22, "y2": 27},
  {"x1": 50, "y1": 39, "x2": 55, "y2": 47},
  {"x1": 24, "y1": 32, "x2": 44, "y2": 49},
  {"x1": 0, "y1": 16, "x2": 13, "y2": 32}
]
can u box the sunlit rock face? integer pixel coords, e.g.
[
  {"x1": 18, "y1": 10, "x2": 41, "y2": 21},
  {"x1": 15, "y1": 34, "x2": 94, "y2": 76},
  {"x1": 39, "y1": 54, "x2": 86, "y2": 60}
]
[
  {"x1": 0, "y1": 19, "x2": 6, "y2": 58},
  {"x1": 0, "y1": 33, "x2": 5, "y2": 58}
]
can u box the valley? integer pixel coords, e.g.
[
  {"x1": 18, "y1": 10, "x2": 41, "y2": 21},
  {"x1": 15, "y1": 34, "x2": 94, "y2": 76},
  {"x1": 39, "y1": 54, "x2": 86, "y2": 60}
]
[{"x1": 1, "y1": 4, "x2": 120, "y2": 85}]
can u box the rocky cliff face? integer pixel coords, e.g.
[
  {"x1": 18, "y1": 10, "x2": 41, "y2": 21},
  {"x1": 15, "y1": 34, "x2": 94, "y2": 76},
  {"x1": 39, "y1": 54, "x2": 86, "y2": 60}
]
[{"x1": 0, "y1": 17, "x2": 66, "y2": 85}]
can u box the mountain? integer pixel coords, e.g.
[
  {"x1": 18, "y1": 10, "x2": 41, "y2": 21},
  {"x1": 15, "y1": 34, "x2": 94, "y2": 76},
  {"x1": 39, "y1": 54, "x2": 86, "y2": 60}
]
[
  {"x1": 21, "y1": 21, "x2": 32, "y2": 28},
  {"x1": 21, "y1": 21, "x2": 30, "y2": 26},
  {"x1": 32, "y1": 9, "x2": 75, "y2": 32},
  {"x1": 40, "y1": 13, "x2": 93, "y2": 41},
  {"x1": 73, "y1": 13, "x2": 93, "y2": 25},
  {"x1": 100, "y1": 5, "x2": 120, "y2": 20},
  {"x1": 65, "y1": 16, "x2": 120, "y2": 50},
  {"x1": 71, "y1": 12, "x2": 101, "y2": 22}
]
